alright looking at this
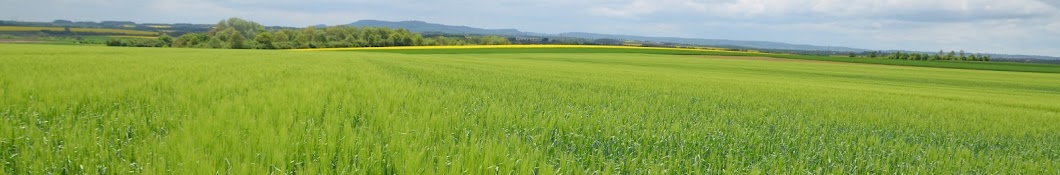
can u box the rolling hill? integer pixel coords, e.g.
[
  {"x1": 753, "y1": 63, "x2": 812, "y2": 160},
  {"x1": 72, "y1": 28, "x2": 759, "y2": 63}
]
[
  {"x1": 349, "y1": 20, "x2": 526, "y2": 36},
  {"x1": 348, "y1": 20, "x2": 866, "y2": 52}
]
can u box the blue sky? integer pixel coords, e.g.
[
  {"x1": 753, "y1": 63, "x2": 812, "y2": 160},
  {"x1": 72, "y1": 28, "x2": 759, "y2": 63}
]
[{"x1": 2, "y1": 0, "x2": 1059, "y2": 56}]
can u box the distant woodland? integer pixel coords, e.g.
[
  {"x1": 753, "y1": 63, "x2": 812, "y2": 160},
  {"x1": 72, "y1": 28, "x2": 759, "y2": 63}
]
[
  {"x1": 853, "y1": 50, "x2": 992, "y2": 62},
  {"x1": 105, "y1": 18, "x2": 511, "y2": 49}
]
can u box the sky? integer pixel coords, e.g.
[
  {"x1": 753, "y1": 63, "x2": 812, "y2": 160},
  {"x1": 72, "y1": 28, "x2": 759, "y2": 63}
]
[{"x1": 3, "y1": 0, "x2": 1060, "y2": 56}]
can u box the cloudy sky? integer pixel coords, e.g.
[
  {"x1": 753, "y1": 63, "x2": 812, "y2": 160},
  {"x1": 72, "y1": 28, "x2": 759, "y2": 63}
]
[{"x1": 3, "y1": 0, "x2": 1060, "y2": 56}]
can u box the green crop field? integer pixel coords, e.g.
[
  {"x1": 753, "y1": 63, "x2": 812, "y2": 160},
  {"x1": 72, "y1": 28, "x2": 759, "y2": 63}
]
[
  {"x1": 2, "y1": 44, "x2": 1059, "y2": 174},
  {"x1": 0, "y1": 26, "x2": 158, "y2": 36},
  {"x1": 332, "y1": 46, "x2": 1060, "y2": 73}
]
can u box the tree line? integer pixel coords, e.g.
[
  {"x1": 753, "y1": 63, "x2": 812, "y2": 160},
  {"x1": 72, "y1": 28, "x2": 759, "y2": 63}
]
[
  {"x1": 157, "y1": 18, "x2": 511, "y2": 49},
  {"x1": 851, "y1": 50, "x2": 991, "y2": 62},
  {"x1": 105, "y1": 35, "x2": 170, "y2": 47}
]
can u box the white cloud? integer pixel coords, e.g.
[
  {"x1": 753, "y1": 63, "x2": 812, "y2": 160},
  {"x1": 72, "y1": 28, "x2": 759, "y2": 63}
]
[
  {"x1": 590, "y1": 0, "x2": 710, "y2": 18},
  {"x1": 152, "y1": 0, "x2": 236, "y2": 16},
  {"x1": 594, "y1": 0, "x2": 1056, "y2": 22},
  {"x1": 583, "y1": 0, "x2": 1060, "y2": 56}
]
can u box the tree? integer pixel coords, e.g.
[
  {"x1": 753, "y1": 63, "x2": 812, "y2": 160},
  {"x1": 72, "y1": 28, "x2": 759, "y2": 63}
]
[
  {"x1": 53, "y1": 19, "x2": 74, "y2": 24},
  {"x1": 158, "y1": 33, "x2": 173, "y2": 47},
  {"x1": 254, "y1": 32, "x2": 274, "y2": 49},
  {"x1": 477, "y1": 36, "x2": 511, "y2": 45},
  {"x1": 211, "y1": 17, "x2": 265, "y2": 39},
  {"x1": 848, "y1": 52, "x2": 856, "y2": 57},
  {"x1": 364, "y1": 29, "x2": 382, "y2": 47},
  {"x1": 218, "y1": 28, "x2": 247, "y2": 49},
  {"x1": 946, "y1": 51, "x2": 957, "y2": 60},
  {"x1": 173, "y1": 33, "x2": 207, "y2": 48},
  {"x1": 273, "y1": 31, "x2": 289, "y2": 43},
  {"x1": 411, "y1": 35, "x2": 424, "y2": 46},
  {"x1": 164, "y1": 17, "x2": 518, "y2": 49},
  {"x1": 423, "y1": 38, "x2": 439, "y2": 46},
  {"x1": 207, "y1": 37, "x2": 225, "y2": 48},
  {"x1": 313, "y1": 30, "x2": 327, "y2": 47},
  {"x1": 298, "y1": 26, "x2": 329, "y2": 48},
  {"x1": 959, "y1": 50, "x2": 967, "y2": 61},
  {"x1": 231, "y1": 34, "x2": 246, "y2": 49},
  {"x1": 325, "y1": 26, "x2": 347, "y2": 42},
  {"x1": 293, "y1": 31, "x2": 310, "y2": 49},
  {"x1": 593, "y1": 38, "x2": 624, "y2": 45}
]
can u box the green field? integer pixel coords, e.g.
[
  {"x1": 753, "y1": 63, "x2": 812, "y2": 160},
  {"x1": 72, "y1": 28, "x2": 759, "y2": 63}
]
[
  {"x1": 2, "y1": 44, "x2": 1059, "y2": 174},
  {"x1": 0, "y1": 26, "x2": 158, "y2": 36},
  {"x1": 342, "y1": 47, "x2": 1060, "y2": 73}
]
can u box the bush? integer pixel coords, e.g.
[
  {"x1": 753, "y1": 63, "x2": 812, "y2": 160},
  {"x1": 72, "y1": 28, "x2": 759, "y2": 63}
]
[{"x1": 106, "y1": 38, "x2": 165, "y2": 47}]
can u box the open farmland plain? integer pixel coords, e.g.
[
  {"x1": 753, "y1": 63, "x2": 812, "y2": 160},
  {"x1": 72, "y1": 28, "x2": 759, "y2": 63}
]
[
  {"x1": 0, "y1": 26, "x2": 158, "y2": 36},
  {"x1": 2, "y1": 44, "x2": 1059, "y2": 174}
]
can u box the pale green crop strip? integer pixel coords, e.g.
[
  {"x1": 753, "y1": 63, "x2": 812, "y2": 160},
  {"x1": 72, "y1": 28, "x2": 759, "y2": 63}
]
[
  {"x1": 1, "y1": 44, "x2": 1058, "y2": 174},
  {"x1": 291, "y1": 45, "x2": 758, "y2": 54}
]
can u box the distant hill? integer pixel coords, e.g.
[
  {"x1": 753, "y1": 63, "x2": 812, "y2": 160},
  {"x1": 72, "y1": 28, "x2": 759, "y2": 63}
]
[
  {"x1": 349, "y1": 20, "x2": 525, "y2": 36},
  {"x1": 348, "y1": 20, "x2": 866, "y2": 52},
  {"x1": 348, "y1": 20, "x2": 1060, "y2": 61},
  {"x1": 556, "y1": 32, "x2": 867, "y2": 52}
]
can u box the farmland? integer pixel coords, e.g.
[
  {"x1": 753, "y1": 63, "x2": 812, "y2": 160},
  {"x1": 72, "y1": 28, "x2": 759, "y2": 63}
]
[
  {"x1": 0, "y1": 26, "x2": 158, "y2": 36},
  {"x1": 2, "y1": 44, "x2": 1060, "y2": 174}
]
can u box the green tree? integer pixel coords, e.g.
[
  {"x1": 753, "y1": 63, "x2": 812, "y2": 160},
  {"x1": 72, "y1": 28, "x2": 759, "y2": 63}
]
[
  {"x1": 293, "y1": 32, "x2": 310, "y2": 49},
  {"x1": 302, "y1": 26, "x2": 317, "y2": 42},
  {"x1": 254, "y1": 32, "x2": 274, "y2": 49},
  {"x1": 343, "y1": 34, "x2": 361, "y2": 47},
  {"x1": 211, "y1": 17, "x2": 265, "y2": 39},
  {"x1": 478, "y1": 36, "x2": 511, "y2": 45},
  {"x1": 364, "y1": 29, "x2": 382, "y2": 47},
  {"x1": 273, "y1": 31, "x2": 290, "y2": 43},
  {"x1": 158, "y1": 33, "x2": 173, "y2": 47},
  {"x1": 324, "y1": 26, "x2": 347, "y2": 43},
  {"x1": 313, "y1": 30, "x2": 327, "y2": 47},
  {"x1": 207, "y1": 37, "x2": 224, "y2": 48},
  {"x1": 423, "y1": 38, "x2": 439, "y2": 46},
  {"x1": 218, "y1": 28, "x2": 247, "y2": 49},
  {"x1": 173, "y1": 33, "x2": 208, "y2": 48},
  {"x1": 230, "y1": 33, "x2": 246, "y2": 49}
]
